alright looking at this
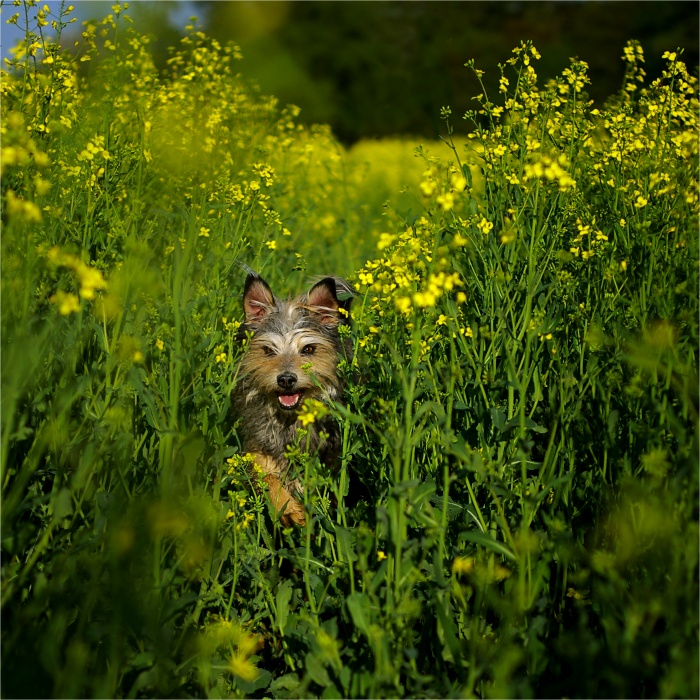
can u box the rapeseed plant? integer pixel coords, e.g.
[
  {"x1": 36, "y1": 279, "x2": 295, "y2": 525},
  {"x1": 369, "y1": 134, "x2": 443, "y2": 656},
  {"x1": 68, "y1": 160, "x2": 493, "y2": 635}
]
[{"x1": 1, "y1": 4, "x2": 697, "y2": 698}]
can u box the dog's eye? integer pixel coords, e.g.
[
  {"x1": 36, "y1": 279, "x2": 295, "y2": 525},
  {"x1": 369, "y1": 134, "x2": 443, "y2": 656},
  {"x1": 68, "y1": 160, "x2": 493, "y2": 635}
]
[
  {"x1": 262, "y1": 346, "x2": 275, "y2": 356},
  {"x1": 301, "y1": 344, "x2": 316, "y2": 355}
]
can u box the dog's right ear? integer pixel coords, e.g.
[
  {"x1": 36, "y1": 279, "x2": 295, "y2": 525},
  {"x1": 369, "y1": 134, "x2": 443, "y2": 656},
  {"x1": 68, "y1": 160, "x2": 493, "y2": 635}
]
[{"x1": 243, "y1": 274, "x2": 275, "y2": 323}]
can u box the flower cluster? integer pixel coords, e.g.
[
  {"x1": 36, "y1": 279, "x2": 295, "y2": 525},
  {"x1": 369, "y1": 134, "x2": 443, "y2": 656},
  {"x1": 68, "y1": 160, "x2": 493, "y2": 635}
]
[
  {"x1": 355, "y1": 217, "x2": 466, "y2": 322},
  {"x1": 46, "y1": 247, "x2": 107, "y2": 314},
  {"x1": 523, "y1": 153, "x2": 576, "y2": 191},
  {"x1": 297, "y1": 398, "x2": 329, "y2": 427},
  {"x1": 225, "y1": 453, "x2": 257, "y2": 478},
  {"x1": 198, "y1": 617, "x2": 262, "y2": 684}
]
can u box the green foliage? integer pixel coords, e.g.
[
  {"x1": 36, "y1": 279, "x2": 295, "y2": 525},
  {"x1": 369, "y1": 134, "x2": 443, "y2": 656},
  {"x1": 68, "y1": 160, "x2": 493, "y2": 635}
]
[{"x1": 2, "y1": 5, "x2": 698, "y2": 699}]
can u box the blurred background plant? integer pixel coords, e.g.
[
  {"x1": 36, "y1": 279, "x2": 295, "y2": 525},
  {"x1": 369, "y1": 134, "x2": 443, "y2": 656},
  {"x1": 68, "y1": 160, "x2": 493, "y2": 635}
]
[{"x1": 1, "y1": 2, "x2": 698, "y2": 698}]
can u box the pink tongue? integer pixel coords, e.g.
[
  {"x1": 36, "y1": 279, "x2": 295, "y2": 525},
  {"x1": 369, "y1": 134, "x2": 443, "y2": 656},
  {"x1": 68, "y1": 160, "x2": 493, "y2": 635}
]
[{"x1": 279, "y1": 393, "x2": 300, "y2": 408}]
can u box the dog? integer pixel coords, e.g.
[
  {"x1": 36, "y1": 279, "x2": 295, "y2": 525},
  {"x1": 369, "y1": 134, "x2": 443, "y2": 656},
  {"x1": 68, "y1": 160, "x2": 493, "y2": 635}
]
[{"x1": 233, "y1": 272, "x2": 353, "y2": 526}]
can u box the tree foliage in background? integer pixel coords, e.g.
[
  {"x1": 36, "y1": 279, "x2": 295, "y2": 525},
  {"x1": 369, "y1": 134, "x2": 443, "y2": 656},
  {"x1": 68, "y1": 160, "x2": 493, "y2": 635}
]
[{"x1": 199, "y1": 1, "x2": 698, "y2": 142}]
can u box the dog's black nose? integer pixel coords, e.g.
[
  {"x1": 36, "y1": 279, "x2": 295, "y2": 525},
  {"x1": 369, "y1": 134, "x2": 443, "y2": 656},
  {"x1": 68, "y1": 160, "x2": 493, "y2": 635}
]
[{"x1": 277, "y1": 372, "x2": 297, "y2": 390}]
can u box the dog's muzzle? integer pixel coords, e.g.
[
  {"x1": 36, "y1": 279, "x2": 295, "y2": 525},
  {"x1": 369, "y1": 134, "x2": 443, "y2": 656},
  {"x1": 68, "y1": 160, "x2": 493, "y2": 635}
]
[{"x1": 277, "y1": 372, "x2": 302, "y2": 410}]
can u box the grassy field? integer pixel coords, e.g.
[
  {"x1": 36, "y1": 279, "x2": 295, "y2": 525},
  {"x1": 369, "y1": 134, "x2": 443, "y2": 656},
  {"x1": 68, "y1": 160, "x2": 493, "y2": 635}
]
[{"x1": 2, "y1": 4, "x2": 698, "y2": 698}]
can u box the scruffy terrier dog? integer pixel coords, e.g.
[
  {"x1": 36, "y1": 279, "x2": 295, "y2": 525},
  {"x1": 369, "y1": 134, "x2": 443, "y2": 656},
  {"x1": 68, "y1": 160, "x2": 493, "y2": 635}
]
[{"x1": 233, "y1": 272, "x2": 353, "y2": 526}]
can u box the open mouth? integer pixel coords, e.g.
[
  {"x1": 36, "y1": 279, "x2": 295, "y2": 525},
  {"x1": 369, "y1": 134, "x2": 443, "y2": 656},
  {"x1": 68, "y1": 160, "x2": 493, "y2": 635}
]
[{"x1": 278, "y1": 392, "x2": 303, "y2": 410}]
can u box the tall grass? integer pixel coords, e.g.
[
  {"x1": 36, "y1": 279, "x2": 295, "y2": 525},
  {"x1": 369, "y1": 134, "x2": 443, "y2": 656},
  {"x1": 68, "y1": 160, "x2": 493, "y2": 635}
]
[{"x1": 1, "y1": 5, "x2": 698, "y2": 698}]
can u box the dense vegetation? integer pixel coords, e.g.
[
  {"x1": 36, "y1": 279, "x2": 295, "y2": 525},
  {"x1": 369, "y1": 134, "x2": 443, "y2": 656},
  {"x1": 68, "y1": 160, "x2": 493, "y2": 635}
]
[{"x1": 2, "y1": 3, "x2": 698, "y2": 698}]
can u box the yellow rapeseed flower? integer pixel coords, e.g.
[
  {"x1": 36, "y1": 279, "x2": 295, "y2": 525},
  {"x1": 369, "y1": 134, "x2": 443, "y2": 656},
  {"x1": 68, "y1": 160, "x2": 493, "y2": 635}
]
[
  {"x1": 501, "y1": 229, "x2": 516, "y2": 244},
  {"x1": 450, "y1": 173, "x2": 467, "y2": 191},
  {"x1": 395, "y1": 296, "x2": 412, "y2": 315},
  {"x1": 420, "y1": 179, "x2": 437, "y2": 197},
  {"x1": 297, "y1": 398, "x2": 328, "y2": 427},
  {"x1": 229, "y1": 654, "x2": 258, "y2": 683},
  {"x1": 358, "y1": 271, "x2": 374, "y2": 286},
  {"x1": 76, "y1": 264, "x2": 107, "y2": 299},
  {"x1": 34, "y1": 176, "x2": 51, "y2": 195},
  {"x1": 237, "y1": 512, "x2": 254, "y2": 530},
  {"x1": 50, "y1": 291, "x2": 81, "y2": 315},
  {"x1": 477, "y1": 217, "x2": 493, "y2": 235},
  {"x1": 5, "y1": 190, "x2": 42, "y2": 223},
  {"x1": 413, "y1": 290, "x2": 437, "y2": 308},
  {"x1": 298, "y1": 410, "x2": 315, "y2": 427},
  {"x1": 452, "y1": 556, "x2": 475, "y2": 575},
  {"x1": 436, "y1": 192, "x2": 455, "y2": 211},
  {"x1": 377, "y1": 233, "x2": 396, "y2": 250}
]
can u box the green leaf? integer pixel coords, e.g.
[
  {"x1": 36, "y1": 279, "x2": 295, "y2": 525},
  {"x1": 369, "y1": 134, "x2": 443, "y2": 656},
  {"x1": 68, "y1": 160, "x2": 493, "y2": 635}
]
[
  {"x1": 370, "y1": 560, "x2": 388, "y2": 594},
  {"x1": 490, "y1": 407, "x2": 506, "y2": 432},
  {"x1": 270, "y1": 673, "x2": 300, "y2": 693},
  {"x1": 305, "y1": 652, "x2": 331, "y2": 688},
  {"x1": 435, "y1": 594, "x2": 465, "y2": 677},
  {"x1": 346, "y1": 592, "x2": 371, "y2": 636},
  {"x1": 276, "y1": 579, "x2": 294, "y2": 633},
  {"x1": 52, "y1": 489, "x2": 73, "y2": 523},
  {"x1": 433, "y1": 548, "x2": 448, "y2": 588},
  {"x1": 500, "y1": 415, "x2": 548, "y2": 435},
  {"x1": 459, "y1": 531, "x2": 517, "y2": 562},
  {"x1": 410, "y1": 480, "x2": 436, "y2": 507},
  {"x1": 334, "y1": 524, "x2": 357, "y2": 563},
  {"x1": 462, "y1": 163, "x2": 473, "y2": 190},
  {"x1": 236, "y1": 668, "x2": 272, "y2": 694}
]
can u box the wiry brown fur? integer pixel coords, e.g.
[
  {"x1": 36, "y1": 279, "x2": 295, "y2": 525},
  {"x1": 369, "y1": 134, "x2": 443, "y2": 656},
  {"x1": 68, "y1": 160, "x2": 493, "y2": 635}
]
[{"x1": 233, "y1": 272, "x2": 353, "y2": 526}]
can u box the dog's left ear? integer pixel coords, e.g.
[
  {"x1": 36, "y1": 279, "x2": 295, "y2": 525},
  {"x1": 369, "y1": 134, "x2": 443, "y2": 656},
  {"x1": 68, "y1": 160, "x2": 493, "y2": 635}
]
[{"x1": 307, "y1": 278, "x2": 342, "y2": 325}]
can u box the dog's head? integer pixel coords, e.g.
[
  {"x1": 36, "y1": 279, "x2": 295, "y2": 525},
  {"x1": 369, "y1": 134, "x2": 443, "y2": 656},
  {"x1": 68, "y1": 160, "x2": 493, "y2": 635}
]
[{"x1": 238, "y1": 273, "x2": 353, "y2": 412}]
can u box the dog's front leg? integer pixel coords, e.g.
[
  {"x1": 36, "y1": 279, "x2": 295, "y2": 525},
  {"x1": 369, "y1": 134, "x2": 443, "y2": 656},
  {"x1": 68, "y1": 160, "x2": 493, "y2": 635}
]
[{"x1": 250, "y1": 453, "x2": 306, "y2": 527}]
